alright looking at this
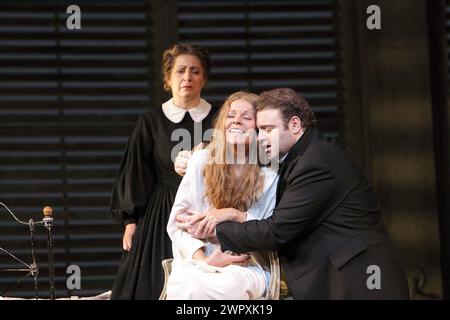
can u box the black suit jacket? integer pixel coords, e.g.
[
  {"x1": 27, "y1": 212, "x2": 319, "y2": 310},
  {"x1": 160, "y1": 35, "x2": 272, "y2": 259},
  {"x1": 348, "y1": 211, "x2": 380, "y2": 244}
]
[{"x1": 217, "y1": 128, "x2": 409, "y2": 299}]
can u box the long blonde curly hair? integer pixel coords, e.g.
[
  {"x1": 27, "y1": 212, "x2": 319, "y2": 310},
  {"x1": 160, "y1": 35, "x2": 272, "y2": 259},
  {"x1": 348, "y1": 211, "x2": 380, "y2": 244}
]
[{"x1": 203, "y1": 92, "x2": 263, "y2": 212}]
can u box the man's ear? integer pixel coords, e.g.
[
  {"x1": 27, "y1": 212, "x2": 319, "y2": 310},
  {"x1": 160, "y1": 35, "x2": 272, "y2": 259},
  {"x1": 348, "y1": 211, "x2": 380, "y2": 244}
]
[{"x1": 289, "y1": 116, "x2": 302, "y2": 134}]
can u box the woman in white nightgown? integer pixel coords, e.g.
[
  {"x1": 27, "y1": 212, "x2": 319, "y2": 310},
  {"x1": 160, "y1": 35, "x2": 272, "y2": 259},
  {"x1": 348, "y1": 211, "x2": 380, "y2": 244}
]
[{"x1": 166, "y1": 92, "x2": 278, "y2": 300}]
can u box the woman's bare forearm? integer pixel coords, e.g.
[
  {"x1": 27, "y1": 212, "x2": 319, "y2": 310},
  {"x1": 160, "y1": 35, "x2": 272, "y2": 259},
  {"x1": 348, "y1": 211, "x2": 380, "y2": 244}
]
[{"x1": 192, "y1": 248, "x2": 207, "y2": 261}]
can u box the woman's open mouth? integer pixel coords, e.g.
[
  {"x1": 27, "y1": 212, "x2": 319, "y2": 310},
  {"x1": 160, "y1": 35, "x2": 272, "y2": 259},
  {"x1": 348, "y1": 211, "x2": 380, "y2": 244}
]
[{"x1": 228, "y1": 128, "x2": 246, "y2": 134}]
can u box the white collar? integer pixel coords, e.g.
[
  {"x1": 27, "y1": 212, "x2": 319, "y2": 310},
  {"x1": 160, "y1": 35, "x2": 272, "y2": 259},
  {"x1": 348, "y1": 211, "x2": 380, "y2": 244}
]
[
  {"x1": 279, "y1": 153, "x2": 289, "y2": 164},
  {"x1": 162, "y1": 98, "x2": 212, "y2": 123}
]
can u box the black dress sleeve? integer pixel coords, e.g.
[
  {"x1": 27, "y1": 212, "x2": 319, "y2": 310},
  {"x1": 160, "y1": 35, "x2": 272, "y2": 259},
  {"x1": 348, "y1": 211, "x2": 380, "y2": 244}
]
[{"x1": 110, "y1": 114, "x2": 155, "y2": 225}]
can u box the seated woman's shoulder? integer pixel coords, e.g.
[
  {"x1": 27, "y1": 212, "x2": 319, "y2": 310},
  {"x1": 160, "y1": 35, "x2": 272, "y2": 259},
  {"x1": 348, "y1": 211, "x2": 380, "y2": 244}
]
[{"x1": 191, "y1": 148, "x2": 209, "y2": 165}]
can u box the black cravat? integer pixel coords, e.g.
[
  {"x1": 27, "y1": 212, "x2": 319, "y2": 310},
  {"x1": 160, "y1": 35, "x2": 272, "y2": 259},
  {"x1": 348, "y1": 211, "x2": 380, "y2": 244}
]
[{"x1": 276, "y1": 162, "x2": 288, "y2": 205}]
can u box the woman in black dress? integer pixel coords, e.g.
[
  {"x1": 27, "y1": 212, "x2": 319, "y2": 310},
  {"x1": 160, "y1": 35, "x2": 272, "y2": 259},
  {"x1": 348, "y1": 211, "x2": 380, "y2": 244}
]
[{"x1": 110, "y1": 44, "x2": 217, "y2": 299}]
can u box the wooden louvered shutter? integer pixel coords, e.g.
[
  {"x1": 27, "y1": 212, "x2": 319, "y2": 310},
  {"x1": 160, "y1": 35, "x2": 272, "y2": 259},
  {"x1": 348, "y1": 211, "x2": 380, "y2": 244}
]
[
  {"x1": 0, "y1": 1, "x2": 156, "y2": 297},
  {"x1": 177, "y1": 0, "x2": 342, "y2": 139}
]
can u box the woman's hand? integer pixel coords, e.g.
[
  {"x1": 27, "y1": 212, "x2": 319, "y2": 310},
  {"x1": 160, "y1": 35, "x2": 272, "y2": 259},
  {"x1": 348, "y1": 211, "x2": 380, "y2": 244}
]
[
  {"x1": 174, "y1": 150, "x2": 192, "y2": 176},
  {"x1": 205, "y1": 248, "x2": 250, "y2": 267},
  {"x1": 122, "y1": 223, "x2": 136, "y2": 251},
  {"x1": 173, "y1": 143, "x2": 206, "y2": 176},
  {"x1": 192, "y1": 248, "x2": 250, "y2": 268}
]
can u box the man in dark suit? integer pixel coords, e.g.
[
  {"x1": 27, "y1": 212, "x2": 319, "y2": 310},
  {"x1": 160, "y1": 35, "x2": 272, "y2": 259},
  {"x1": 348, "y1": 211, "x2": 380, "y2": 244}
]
[{"x1": 213, "y1": 88, "x2": 409, "y2": 299}]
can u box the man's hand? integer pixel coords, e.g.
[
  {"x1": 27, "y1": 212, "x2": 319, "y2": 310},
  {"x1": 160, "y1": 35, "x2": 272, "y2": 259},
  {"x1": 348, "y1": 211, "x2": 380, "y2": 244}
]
[
  {"x1": 176, "y1": 209, "x2": 206, "y2": 236},
  {"x1": 176, "y1": 209, "x2": 218, "y2": 239},
  {"x1": 192, "y1": 209, "x2": 223, "y2": 239},
  {"x1": 176, "y1": 208, "x2": 247, "y2": 239},
  {"x1": 122, "y1": 223, "x2": 136, "y2": 251},
  {"x1": 175, "y1": 209, "x2": 205, "y2": 229},
  {"x1": 196, "y1": 208, "x2": 247, "y2": 235}
]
